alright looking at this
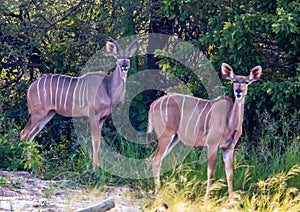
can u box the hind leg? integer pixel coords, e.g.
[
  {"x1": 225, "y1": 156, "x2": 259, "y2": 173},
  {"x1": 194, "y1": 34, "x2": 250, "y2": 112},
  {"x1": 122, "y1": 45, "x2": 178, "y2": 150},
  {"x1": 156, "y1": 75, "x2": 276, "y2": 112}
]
[
  {"x1": 29, "y1": 111, "x2": 56, "y2": 142},
  {"x1": 21, "y1": 110, "x2": 56, "y2": 142},
  {"x1": 151, "y1": 132, "x2": 179, "y2": 192},
  {"x1": 22, "y1": 111, "x2": 56, "y2": 161}
]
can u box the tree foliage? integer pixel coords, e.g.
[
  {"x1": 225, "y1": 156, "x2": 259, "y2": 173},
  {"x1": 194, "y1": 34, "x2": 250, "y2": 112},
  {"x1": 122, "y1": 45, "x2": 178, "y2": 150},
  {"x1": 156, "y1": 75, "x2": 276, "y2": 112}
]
[{"x1": 0, "y1": 0, "x2": 299, "y2": 172}]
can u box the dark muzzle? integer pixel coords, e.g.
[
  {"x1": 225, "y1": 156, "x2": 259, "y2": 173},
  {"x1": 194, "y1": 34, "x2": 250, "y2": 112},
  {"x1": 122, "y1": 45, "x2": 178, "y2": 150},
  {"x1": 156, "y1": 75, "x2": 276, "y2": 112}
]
[{"x1": 236, "y1": 86, "x2": 242, "y2": 98}]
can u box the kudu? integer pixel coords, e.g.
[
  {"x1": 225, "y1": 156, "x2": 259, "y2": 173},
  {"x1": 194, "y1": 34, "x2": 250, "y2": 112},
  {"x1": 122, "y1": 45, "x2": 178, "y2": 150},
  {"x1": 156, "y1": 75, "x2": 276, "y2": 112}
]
[
  {"x1": 20, "y1": 38, "x2": 138, "y2": 171},
  {"x1": 146, "y1": 63, "x2": 262, "y2": 200}
]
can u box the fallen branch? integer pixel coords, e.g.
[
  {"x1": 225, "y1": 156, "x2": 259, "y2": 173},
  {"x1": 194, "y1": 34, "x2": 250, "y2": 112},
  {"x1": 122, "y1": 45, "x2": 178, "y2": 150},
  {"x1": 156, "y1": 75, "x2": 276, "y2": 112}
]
[{"x1": 76, "y1": 197, "x2": 115, "y2": 212}]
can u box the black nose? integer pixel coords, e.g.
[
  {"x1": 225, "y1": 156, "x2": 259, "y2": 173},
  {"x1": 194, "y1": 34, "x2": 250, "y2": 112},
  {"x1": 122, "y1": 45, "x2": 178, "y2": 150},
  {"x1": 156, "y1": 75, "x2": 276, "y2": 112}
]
[{"x1": 236, "y1": 88, "x2": 242, "y2": 98}]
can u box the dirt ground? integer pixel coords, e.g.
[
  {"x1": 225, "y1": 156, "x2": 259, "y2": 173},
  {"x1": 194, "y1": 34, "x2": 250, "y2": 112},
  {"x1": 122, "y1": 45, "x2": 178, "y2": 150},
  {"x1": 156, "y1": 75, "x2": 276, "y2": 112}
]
[{"x1": 0, "y1": 171, "x2": 145, "y2": 212}]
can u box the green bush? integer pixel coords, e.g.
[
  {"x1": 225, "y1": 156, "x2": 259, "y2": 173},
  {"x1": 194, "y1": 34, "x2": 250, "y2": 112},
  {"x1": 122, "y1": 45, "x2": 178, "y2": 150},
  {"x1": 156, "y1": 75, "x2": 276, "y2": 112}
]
[{"x1": 0, "y1": 128, "x2": 26, "y2": 171}]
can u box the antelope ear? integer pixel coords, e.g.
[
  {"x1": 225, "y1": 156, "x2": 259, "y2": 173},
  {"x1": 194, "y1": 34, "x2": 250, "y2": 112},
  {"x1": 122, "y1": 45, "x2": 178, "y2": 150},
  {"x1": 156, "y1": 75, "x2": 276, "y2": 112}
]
[
  {"x1": 106, "y1": 41, "x2": 118, "y2": 59},
  {"x1": 221, "y1": 63, "x2": 235, "y2": 81},
  {"x1": 249, "y1": 66, "x2": 262, "y2": 83},
  {"x1": 126, "y1": 38, "x2": 138, "y2": 57}
]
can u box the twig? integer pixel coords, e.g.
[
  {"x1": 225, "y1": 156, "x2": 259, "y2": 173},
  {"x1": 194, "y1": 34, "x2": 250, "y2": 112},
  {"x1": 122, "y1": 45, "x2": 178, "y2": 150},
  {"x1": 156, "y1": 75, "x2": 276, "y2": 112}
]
[{"x1": 76, "y1": 197, "x2": 115, "y2": 212}]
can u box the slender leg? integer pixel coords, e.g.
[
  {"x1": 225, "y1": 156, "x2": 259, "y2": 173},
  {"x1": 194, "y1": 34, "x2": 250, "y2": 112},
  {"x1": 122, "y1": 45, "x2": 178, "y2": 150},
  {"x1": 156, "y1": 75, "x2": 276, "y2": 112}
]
[
  {"x1": 28, "y1": 111, "x2": 56, "y2": 142},
  {"x1": 95, "y1": 118, "x2": 107, "y2": 171},
  {"x1": 21, "y1": 110, "x2": 55, "y2": 142},
  {"x1": 151, "y1": 132, "x2": 178, "y2": 193},
  {"x1": 204, "y1": 113, "x2": 225, "y2": 201},
  {"x1": 21, "y1": 111, "x2": 55, "y2": 160},
  {"x1": 222, "y1": 148, "x2": 234, "y2": 196},
  {"x1": 89, "y1": 115, "x2": 101, "y2": 172},
  {"x1": 205, "y1": 149, "x2": 217, "y2": 202}
]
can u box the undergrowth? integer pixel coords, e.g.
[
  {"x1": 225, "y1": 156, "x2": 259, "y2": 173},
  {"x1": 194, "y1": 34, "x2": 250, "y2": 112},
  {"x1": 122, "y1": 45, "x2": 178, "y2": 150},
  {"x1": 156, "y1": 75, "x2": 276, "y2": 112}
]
[
  {"x1": 0, "y1": 109, "x2": 299, "y2": 211},
  {"x1": 146, "y1": 164, "x2": 300, "y2": 211}
]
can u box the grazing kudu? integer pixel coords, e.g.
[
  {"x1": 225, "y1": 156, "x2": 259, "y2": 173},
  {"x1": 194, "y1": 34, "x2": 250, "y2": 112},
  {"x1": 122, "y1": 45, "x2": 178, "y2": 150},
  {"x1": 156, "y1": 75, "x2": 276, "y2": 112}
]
[
  {"x1": 146, "y1": 63, "x2": 262, "y2": 200},
  {"x1": 20, "y1": 38, "x2": 138, "y2": 171}
]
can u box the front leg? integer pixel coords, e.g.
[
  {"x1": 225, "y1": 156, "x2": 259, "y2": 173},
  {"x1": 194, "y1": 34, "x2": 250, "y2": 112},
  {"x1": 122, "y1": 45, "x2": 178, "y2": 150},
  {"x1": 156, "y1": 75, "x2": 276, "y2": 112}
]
[
  {"x1": 222, "y1": 148, "x2": 234, "y2": 196},
  {"x1": 205, "y1": 149, "x2": 217, "y2": 202},
  {"x1": 89, "y1": 115, "x2": 101, "y2": 171}
]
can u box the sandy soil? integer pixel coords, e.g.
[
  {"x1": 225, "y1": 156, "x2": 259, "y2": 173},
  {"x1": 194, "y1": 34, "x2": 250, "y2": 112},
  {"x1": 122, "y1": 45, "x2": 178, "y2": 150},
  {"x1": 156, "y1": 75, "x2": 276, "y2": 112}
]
[{"x1": 0, "y1": 171, "x2": 145, "y2": 212}]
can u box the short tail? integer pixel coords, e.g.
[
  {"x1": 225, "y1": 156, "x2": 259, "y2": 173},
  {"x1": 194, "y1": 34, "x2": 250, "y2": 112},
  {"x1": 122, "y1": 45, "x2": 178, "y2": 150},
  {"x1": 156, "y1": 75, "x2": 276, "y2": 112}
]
[{"x1": 146, "y1": 114, "x2": 153, "y2": 146}]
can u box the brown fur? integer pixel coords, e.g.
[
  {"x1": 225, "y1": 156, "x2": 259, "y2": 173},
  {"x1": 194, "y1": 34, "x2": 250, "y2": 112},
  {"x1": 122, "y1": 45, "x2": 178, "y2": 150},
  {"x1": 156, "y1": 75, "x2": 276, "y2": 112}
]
[
  {"x1": 147, "y1": 63, "x2": 262, "y2": 200},
  {"x1": 21, "y1": 38, "x2": 138, "y2": 171}
]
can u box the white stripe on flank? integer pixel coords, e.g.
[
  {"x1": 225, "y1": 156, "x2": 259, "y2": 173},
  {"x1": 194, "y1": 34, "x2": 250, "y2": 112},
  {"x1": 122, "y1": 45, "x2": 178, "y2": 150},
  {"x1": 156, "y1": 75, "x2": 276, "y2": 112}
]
[
  {"x1": 179, "y1": 96, "x2": 186, "y2": 129},
  {"x1": 151, "y1": 98, "x2": 162, "y2": 127},
  {"x1": 193, "y1": 101, "x2": 209, "y2": 135},
  {"x1": 72, "y1": 78, "x2": 80, "y2": 112},
  {"x1": 82, "y1": 78, "x2": 88, "y2": 107},
  {"x1": 59, "y1": 77, "x2": 67, "y2": 107},
  {"x1": 50, "y1": 75, "x2": 53, "y2": 105},
  {"x1": 64, "y1": 78, "x2": 73, "y2": 110},
  {"x1": 27, "y1": 83, "x2": 34, "y2": 105},
  {"x1": 55, "y1": 76, "x2": 61, "y2": 109},
  {"x1": 165, "y1": 95, "x2": 171, "y2": 122},
  {"x1": 147, "y1": 115, "x2": 153, "y2": 133},
  {"x1": 203, "y1": 106, "x2": 213, "y2": 136},
  {"x1": 78, "y1": 78, "x2": 84, "y2": 107},
  {"x1": 43, "y1": 75, "x2": 47, "y2": 101},
  {"x1": 185, "y1": 99, "x2": 200, "y2": 137},
  {"x1": 36, "y1": 77, "x2": 42, "y2": 104},
  {"x1": 159, "y1": 96, "x2": 167, "y2": 126}
]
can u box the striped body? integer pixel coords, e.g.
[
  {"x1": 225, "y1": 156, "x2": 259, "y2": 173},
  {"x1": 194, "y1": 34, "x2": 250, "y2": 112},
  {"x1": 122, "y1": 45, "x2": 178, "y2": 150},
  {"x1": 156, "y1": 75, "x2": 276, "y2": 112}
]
[
  {"x1": 20, "y1": 38, "x2": 138, "y2": 171},
  {"x1": 147, "y1": 63, "x2": 262, "y2": 201},
  {"x1": 148, "y1": 93, "x2": 234, "y2": 148},
  {"x1": 27, "y1": 72, "x2": 112, "y2": 118}
]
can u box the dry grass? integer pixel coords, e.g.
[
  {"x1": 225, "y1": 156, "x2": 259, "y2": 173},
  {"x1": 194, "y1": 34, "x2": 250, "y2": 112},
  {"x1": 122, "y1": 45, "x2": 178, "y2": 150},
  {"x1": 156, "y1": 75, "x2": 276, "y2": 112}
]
[{"x1": 145, "y1": 165, "x2": 300, "y2": 212}]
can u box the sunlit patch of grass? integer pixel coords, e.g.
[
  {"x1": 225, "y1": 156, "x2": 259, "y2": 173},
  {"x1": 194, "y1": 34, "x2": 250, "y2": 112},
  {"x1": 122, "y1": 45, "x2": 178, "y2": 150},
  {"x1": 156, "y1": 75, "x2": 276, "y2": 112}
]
[
  {"x1": 241, "y1": 165, "x2": 300, "y2": 211},
  {"x1": 145, "y1": 165, "x2": 300, "y2": 211}
]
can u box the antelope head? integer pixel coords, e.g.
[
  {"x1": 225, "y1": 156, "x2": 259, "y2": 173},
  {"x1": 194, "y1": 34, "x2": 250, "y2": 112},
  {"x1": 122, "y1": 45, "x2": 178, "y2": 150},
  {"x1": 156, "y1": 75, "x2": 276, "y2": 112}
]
[
  {"x1": 106, "y1": 37, "x2": 138, "y2": 80},
  {"x1": 221, "y1": 63, "x2": 262, "y2": 101}
]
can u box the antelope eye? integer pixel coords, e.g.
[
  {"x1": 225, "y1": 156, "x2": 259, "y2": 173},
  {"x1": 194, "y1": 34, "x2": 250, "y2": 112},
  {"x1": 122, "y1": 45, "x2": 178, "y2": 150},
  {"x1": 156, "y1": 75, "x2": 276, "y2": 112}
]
[{"x1": 232, "y1": 80, "x2": 236, "y2": 83}]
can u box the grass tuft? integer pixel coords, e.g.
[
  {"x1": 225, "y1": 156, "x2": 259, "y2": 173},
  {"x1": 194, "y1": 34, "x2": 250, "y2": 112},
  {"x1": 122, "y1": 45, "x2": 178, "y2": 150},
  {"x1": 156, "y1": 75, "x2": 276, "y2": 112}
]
[{"x1": 145, "y1": 165, "x2": 300, "y2": 211}]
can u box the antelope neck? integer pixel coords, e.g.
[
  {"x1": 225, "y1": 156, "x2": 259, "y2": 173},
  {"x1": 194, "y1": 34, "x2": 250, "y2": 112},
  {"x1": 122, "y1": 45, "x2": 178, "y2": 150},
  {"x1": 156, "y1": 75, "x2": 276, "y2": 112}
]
[
  {"x1": 106, "y1": 65, "x2": 126, "y2": 103},
  {"x1": 229, "y1": 97, "x2": 245, "y2": 131}
]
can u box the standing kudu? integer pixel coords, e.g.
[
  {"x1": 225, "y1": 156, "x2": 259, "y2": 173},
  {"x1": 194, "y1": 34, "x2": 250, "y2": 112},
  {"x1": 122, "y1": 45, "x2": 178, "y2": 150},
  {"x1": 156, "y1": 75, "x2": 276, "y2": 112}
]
[
  {"x1": 20, "y1": 38, "x2": 138, "y2": 171},
  {"x1": 146, "y1": 63, "x2": 262, "y2": 200}
]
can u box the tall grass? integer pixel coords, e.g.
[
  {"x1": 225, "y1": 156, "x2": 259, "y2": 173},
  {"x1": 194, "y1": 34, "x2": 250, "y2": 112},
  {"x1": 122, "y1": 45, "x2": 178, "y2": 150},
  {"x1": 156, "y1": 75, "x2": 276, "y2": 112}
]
[
  {"x1": 144, "y1": 111, "x2": 300, "y2": 211},
  {"x1": 145, "y1": 165, "x2": 300, "y2": 211},
  {"x1": 1, "y1": 107, "x2": 299, "y2": 211}
]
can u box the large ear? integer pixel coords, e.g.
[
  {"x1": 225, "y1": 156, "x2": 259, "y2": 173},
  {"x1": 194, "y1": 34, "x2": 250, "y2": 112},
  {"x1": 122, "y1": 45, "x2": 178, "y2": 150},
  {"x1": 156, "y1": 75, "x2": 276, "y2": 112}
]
[
  {"x1": 126, "y1": 38, "x2": 138, "y2": 57},
  {"x1": 249, "y1": 66, "x2": 262, "y2": 83},
  {"x1": 106, "y1": 41, "x2": 118, "y2": 59},
  {"x1": 221, "y1": 63, "x2": 235, "y2": 80}
]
